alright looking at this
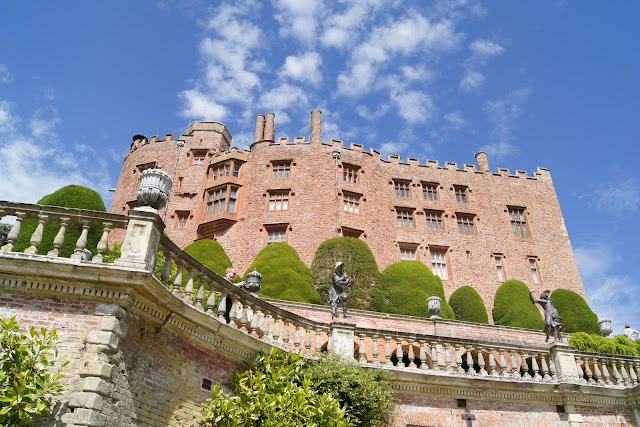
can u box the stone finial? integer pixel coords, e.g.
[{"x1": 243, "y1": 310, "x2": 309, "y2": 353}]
[
  {"x1": 264, "y1": 112, "x2": 275, "y2": 141},
  {"x1": 475, "y1": 151, "x2": 490, "y2": 171},
  {"x1": 254, "y1": 114, "x2": 265, "y2": 142},
  {"x1": 310, "y1": 109, "x2": 322, "y2": 143}
]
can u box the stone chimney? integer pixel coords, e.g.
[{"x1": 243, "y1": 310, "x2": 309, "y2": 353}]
[
  {"x1": 264, "y1": 112, "x2": 275, "y2": 141},
  {"x1": 254, "y1": 114, "x2": 265, "y2": 142},
  {"x1": 310, "y1": 109, "x2": 322, "y2": 143},
  {"x1": 475, "y1": 151, "x2": 490, "y2": 172}
]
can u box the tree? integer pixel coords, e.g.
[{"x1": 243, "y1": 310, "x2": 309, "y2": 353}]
[
  {"x1": 311, "y1": 237, "x2": 379, "y2": 310},
  {"x1": 448, "y1": 286, "x2": 489, "y2": 324},
  {"x1": 0, "y1": 317, "x2": 67, "y2": 426},
  {"x1": 492, "y1": 280, "x2": 544, "y2": 330},
  {"x1": 184, "y1": 239, "x2": 233, "y2": 277},
  {"x1": 550, "y1": 289, "x2": 600, "y2": 334}
]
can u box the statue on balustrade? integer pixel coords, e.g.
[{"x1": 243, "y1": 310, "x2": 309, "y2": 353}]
[
  {"x1": 530, "y1": 290, "x2": 563, "y2": 342},
  {"x1": 330, "y1": 261, "x2": 353, "y2": 319}
]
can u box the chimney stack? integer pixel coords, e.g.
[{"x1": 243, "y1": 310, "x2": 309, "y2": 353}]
[
  {"x1": 310, "y1": 109, "x2": 322, "y2": 143},
  {"x1": 475, "y1": 151, "x2": 490, "y2": 172},
  {"x1": 254, "y1": 114, "x2": 265, "y2": 142},
  {"x1": 264, "y1": 112, "x2": 275, "y2": 141}
]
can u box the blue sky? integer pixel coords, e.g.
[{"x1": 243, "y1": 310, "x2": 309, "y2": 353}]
[{"x1": 1, "y1": 1, "x2": 638, "y2": 334}]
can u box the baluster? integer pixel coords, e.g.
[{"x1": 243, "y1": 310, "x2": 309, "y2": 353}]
[
  {"x1": 315, "y1": 328, "x2": 323, "y2": 353},
  {"x1": 531, "y1": 355, "x2": 541, "y2": 381},
  {"x1": 583, "y1": 358, "x2": 594, "y2": 384},
  {"x1": 466, "y1": 349, "x2": 475, "y2": 376},
  {"x1": 591, "y1": 359, "x2": 602, "y2": 385},
  {"x1": 250, "y1": 310, "x2": 262, "y2": 338},
  {"x1": 172, "y1": 262, "x2": 184, "y2": 297},
  {"x1": 395, "y1": 338, "x2": 404, "y2": 367},
  {"x1": 25, "y1": 214, "x2": 48, "y2": 254},
  {"x1": 601, "y1": 359, "x2": 612, "y2": 385},
  {"x1": 478, "y1": 350, "x2": 487, "y2": 376},
  {"x1": 272, "y1": 316, "x2": 281, "y2": 345},
  {"x1": 541, "y1": 354, "x2": 551, "y2": 381},
  {"x1": 419, "y1": 340, "x2": 427, "y2": 370},
  {"x1": 384, "y1": 336, "x2": 393, "y2": 366},
  {"x1": 217, "y1": 293, "x2": 228, "y2": 320},
  {"x1": 229, "y1": 300, "x2": 239, "y2": 329},
  {"x1": 620, "y1": 363, "x2": 630, "y2": 386},
  {"x1": 499, "y1": 350, "x2": 508, "y2": 377},
  {"x1": 359, "y1": 334, "x2": 367, "y2": 364},
  {"x1": 549, "y1": 355, "x2": 557, "y2": 380},
  {"x1": 445, "y1": 343, "x2": 453, "y2": 373},
  {"x1": 629, "y1": 362, "x2": 638, "y2": 385},
  {"x1": 293, "y1": 326, "x2": 302, "y2": 352},
  {"x1": 455, "y1": 345, "x2": 465, "y2": 374},
  {"x1": 431, "y1": 342, "x2": 440, "y2": 371},
  {"x1": 488, "y1": 348, "x2": 498, "y2": 377},
  {"x1": 509, "y1": 350, "x2": 519, "y2": 378},
  {"x1": 264, "y1": 315, "x2": 274, "y2": 342},
  {"x1": 611, "y1": 361, "x2": 622, "y2": 385},
  {"x1": 71, "y1": 221, "x2": 91, "y2": 260},
  {"x1": 239, "y1": 304, "x2": 250, "y2": 333},
  {"x1": 304, "y1": 328, "x2": 312, "y2": 354},
  {"x1": 93, "y1": 222, "x2": 112, "y2": 262},
  {"x1": 1, "y1": 212, "x2": 26, "y2": 252},
  {"x1": 283, "y1": 322, "x2": 291, "y2": 350},
  {"x1": 372, "y1": 335, "x2": 380, "y2": 365},
  {"x1": 195, "y1": 274, "x2": 206, "y2": 310},
  {"x1": 48, "y1": 217, "x2": 69, "y2": 257},
  {"x1": 183, "y1": 269, "x2": 194, "y2": 304},
  {"x1": 407, "y1": 338, "x2": 416, "y2": 368},
  {"x1": 521, "y1": 355, "x2": 531, "y2": 379},
  {"x1": 160, "y1": 252, "x2": 172, "y2": 286},
  {"x1": 574, "y1": 357, "x2": 585, "y2": 383}
]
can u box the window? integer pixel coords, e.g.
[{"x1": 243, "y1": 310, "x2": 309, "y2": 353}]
[
  {"x1": 396, "y1": 208, "x2": 415, "y2": 228},
  {"x1": 425, "y1": 210, "x2": 443, "y2": 231},
  {"x1": 399, "y1": 243, "x2": 419, "y2": 261},
  {"x1": 192, "y1": 151, "x2": 207, "y2": 165},
  {"x1": 228, "y1": 188, "x2": 237, "y2": 213},
  {"x1": 175, "y1": 211, "x2": 189, "y2": 229},
  {"x1": 430, "y1": 248, "x2": 449, "y2": 280},
  {"x1": 343, "y1": 192, "x2": 361, "y2": 214},
  {"x1": 422, "y1": 182, "x2": 439, "y2": 201},
  {"x1": 206, "y1": 186, "x2": 239, "y2": 215},
  {"x1": 268, "y1": 191, "x2": 289, "y2": 211},
  {"x1": 456, "y1": 214, "x2": 476, "y2": 234},
  {"x1": 265, "y1": 224, "x2": 288, "y2": 244},
  {"x1": 394, "y1": 180, "x2": 411, "y2": 198},
  {"x1": 529, "y1": 258, "x2": 541, "y2": 284},
  {"x1": 494, "y1": 255, "x2": 505, "y2": 281},
  {"x1": 341, "y1": 227, "x2": 363, "y2": 238},
  {"x1": 508, "y1": 206, "x2": 530, "y2": 238},
  {"x1": 343, "y1": 164, "x2": 359, "y2": 184},
  {"x1": 136, "y1": 162, "x2": 156, "y2": 173},
  {"x1": 272, "y1": 161, "x2": 291, "y2": 178},
  {"x1": 454, "y1": 186, "x2": 468, "y2": 203},
  {"x1": 233, "y1": 164, "x2": 241, "y2": 177},
  {"x1": 212, "y1": 162, "x2": 231, "y2": 180}
]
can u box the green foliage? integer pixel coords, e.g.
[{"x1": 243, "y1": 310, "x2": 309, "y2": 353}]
[
  {"x1": 12, "y1": 185, "x2": 106, "y2": 257},
  {"x1": 305, "y1": 353, "x2": 394, "y2": 427},
  {"x1": 0, "y1": 317, "x2": 67, "y2": 426},
  {"x1": 0, "y1": 223, "x2": 10, "y2": 247},
  {"x1": 199, "y1": 349, "x2": 351, "y2": 427},
  {"x1": 370, "y1": 261, "x2": 454, "y2": 319},
  {"x1": 569, "y1": 332, "x2": 639, "y2": 356},
  {"x1": 243, "y1": 243, "x2": 322, "y2": 304},
  {"x1": 184, "y1": 239, "x2": 233, "y2": 277},
  {"x1": 311, "y1": 237, "x2": 380, "y2": 310},
  {"x1": 492, "y1": 280, "x2": 544, "y2": 330},
  {"x1": 550, "y1": 289, "x2": 600, "y2": 334},
  {"x1": 448, "y1": 286, "x2": 489, "y2": 324}
]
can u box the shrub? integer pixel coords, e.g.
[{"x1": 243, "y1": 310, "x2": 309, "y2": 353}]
[
  {"x1": 550, "y1": 289, "x2": 600, "y2": 334},
  {"x1": 243, "y1": 243, "x2": 322, "y2": 304},
  {"x1": 370, "y1": 261, "x2": 454, "y2": 319},
  {"x1": 199, "y1": 349, "x2": 351, "y2": 427},
  {"x1": 0, "y1": 317, "x2": 67, "y2": 426},
  {"x1": 184, "y1": 239, "x2": 233, "y2": 277},
  {"x1": 311, "y1": 237, "x2": 380, "y2": 310},
  {"x1": 492, "y1": 280, "x2": 544, "y2": 330},
  {"x1": 448, "y1": 286, "x2": 489, "y2": 324},
  {"x1": 12, "y1": 185, "x2": 106, "y2": 257},
  {"x1": 569, "y1": 332, "x2": 639, "y2": 356}
]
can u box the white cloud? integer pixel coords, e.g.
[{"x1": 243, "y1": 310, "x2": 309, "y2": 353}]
[
  {"x1": 279, "y1": 51, "x2": 323, "y2": 85},
  {"x1": 258, "y1": 83, "x2": 308, "y2": 112},
  {"x1": 28, "y1": 107, "x2": 61, "y2": 138},
  {"x1": 379, "y1": 140, "x2": 409, "y2": 156},
  {"x1": 390, "y1": 89, "x2": 435, "y2": 124},
  {"x1": 444, "y1": 111, "x2": 465, "y2": 128},
  {"x1": 579, "y1": 179, "x2": 639, "y2": 215},
  {"x1": 355, "y1": 104, "x2": 390, "y2": 120},
  {"x1": 459, "y1": 69, "x2": 484, "y2": 91},
  {"x1": 321, "y1": 0, "x2": 383, "y2": 49},
  {"x1": 470, "y1": 39, "x2": 505, "y2": 59},
  {"x1": 0, "y1": 64, "x2": 10, "y2": 84},
  {"x1": 0, "y1": 101, "x2": 19, "y2": 133},
  {"x1": 274, "y1": 0, "x2": 323, "y2": 44},
  {"x1": 179, "y1": 89, "x2": 227, "y2": 120}
]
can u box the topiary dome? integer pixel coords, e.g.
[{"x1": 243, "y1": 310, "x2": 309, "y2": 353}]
[
  {"x1": 184, "y1": 239, "x2": 233, "y2": 277},
  {"x1": 492, "y1": 280, "x2": 544, "y2": 330},
  {"x1": 550, "y1": 289, "x2": 600, "y2": 334},
  {"x1": 449, "y1": 286, "x2": 489, "y2": 324}
]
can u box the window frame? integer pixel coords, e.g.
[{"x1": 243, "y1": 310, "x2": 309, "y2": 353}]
[
  {"x1": 342, "y1": 191, "x2": 362, "y2": 215},
  {"x1": 529, "y1": 257, "x2": 541, "y2": 284},
  {"x1": 268, "y1": 190, "x2": 290, "y2": 212},
  {"x1": 456, "y1": 213, "x2": 476, "y2": 234},
  {"x1": 271, "y1": 160, "x2": 292, "y2": 179},
  {"x1": 422, "y1": 182, "x2": 439, "y2": 201},
  {"x1": 399, "y1": 243, "x2": 419, "y2": 261},
  {"x1": 429, "y1": 247, "x2": 450, "y2": 280},
  {"x1": 508, "y1": 206, "x2": 531, "y2": 239},
  {"x1": 205, "y1": 185, "x2": 239, "y2": 216},
  {"x1": 265, "y1": 223, "x2": 289, "y2": 244},
  {"x1": 394, "y1": 180, "x2": 411, "y2": 198},
  {"x1": 454, "y1": 185, "x2": 468, "y2": 203},
  {"x1": 192, "y1": 150, "x2": 208, "y2": 166},
  {"x1": 342, "y1": 163, "x2": 360, "y2": 185},
  {"x1": 424, "y1": 209, "x2": 444, "y2": 231},
  {"x1": 395, "y1": 207, "x2": 415, "y2": 228},
  {"x1": 175, "y1": 211, "x2": 190, "y2": 229},
  {"x1": 494, "y1": 254, "x2": 506, "y2": 282}
]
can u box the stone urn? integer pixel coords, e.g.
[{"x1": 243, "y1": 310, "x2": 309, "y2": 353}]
[
  {"x1": 598, "y1": 316, "x2": 613, "y2": 337},
  {"x1": 427, "y1": 296, "x2": 442, "y2": 319},
  {"x1": 136, "y1": 168, "x2": 173, "y2": 211},
  {"x1": 245, "y1": 269, "x2": 262, "y2": 293}
]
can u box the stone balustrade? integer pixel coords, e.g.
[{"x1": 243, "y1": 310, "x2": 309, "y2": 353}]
[{"x1": 574, "y1": 351, "x2": 640, "y2": 386}]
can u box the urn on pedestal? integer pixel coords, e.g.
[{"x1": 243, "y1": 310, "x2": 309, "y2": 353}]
[
  {"x1": 427, "y1": 296, "x2": 442, "y2": 319},
  {"x1": 136, "y1": 168, "x2": 173, "y2": 211}
]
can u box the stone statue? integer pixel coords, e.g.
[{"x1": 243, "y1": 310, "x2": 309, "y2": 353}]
[
  {"x1": 529, "y1": 290, "x2": 563, "y2": 342},
  {"x1": 329, "y1": 261, "x2": 353, "y2": 319}
]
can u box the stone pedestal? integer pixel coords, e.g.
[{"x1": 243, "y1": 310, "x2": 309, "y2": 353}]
[
  {"x1": 550, "y1": 342, "x2": 580, "y2": 382},
  {"x1": 329, "y1": 318, "x2": 356, "y2": 360},
  {"x1": 114, "y1": 209, "x2": 165, "y2": 271}
]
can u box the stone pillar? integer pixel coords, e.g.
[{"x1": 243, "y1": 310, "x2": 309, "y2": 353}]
[
  {"x1": 310, "y1": 109, "x2": 322, "y2": 143},
  {"x1": 329, "y1": 319, "x2": 355, "y2": 360},
  {"x1": 564, "y1": 405, "x2": 584, "y2": 426},
  {"x1": 254, "y1": 114, "x2": 265, "y2": 142},
  {"x1": 264, "y1": 112, "x2": 275, "y2": 141},
  {"x1": 114, "y1": 209, "x2": 165, "y2": 271},
  {"x1": 475, "y1": 151, "x2": 490, "y2": 171},
  {"x1": 550, "y1": 343, "x2": 580, "y2": 382}
]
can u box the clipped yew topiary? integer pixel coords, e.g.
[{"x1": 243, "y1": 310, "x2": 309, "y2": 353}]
[
  {"x1": 12, "y1": 185, "x2": 106, "y2": 257},
  {"x1": 549, "y1": 289, "x2": 600, "y2": 334},
  {"x1": 243, "y1": 243, "x2": 323, "y2": 304},
  {"x1": 370, "y1": 261, "x2": 454, "y2": 319},
  {"x1": 492, "y1": 280, "x2": 544, "y2": 330},
  {"x1": 448, "y1": 286, "x2": 489, "y2": 324},
  {"x1": 311, "y1": 237, "x2": 379, "y2": 310},
  {"x1": 184, "y1": 239, "x2": 232, "y2": 277}
]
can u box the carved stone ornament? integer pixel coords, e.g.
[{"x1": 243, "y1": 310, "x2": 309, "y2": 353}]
[
  {"x1": 598, "y1": 316, "x2": 613, "y2": 337},
  {"x1": 427, "y1": 295, "x2": 442, "y2": 319},
  {"x1": 245, "y1": 269, "x2": 262, "y2": 293},
  {"x1": 136, "y1": 168, "x2": 173, "y2": 210}
]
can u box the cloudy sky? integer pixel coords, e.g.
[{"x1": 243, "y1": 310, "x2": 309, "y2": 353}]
[{"x1": 1, "y1": 1, "x2": 638, "y2": 334}]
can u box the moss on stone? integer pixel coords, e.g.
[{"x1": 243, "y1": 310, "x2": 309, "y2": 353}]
[
  {"x1": 243, "y1": 243, "x2": 323, "y2": 304},
  {"x1": 550, "y1": 289, "x2": 600, "y2": 334},
  {"x1": 311, "y1": 237, "x2": 379, "y2": 310},
  {"x1": 370, "y1": 261, "x2": 455, "y2": 319},
  {"x1": 492, "y1": 280, "x2": 544, "y2": 330},
  {"x1": 448, "y1": 286, "x2": 489, "y2": 324},
  {"x1": 183, "y1": 239, "x2": 233, "y2": 277}
]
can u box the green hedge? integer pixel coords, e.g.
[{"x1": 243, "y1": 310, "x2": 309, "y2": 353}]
[
  {"x1": 12, "y1": 185, "x2": 106, "y2": 257},
  {"x1": 370, "y1": 261, "x2": 454, "y2": 319},
  {"x1": 183, "y1": 239, "x2": 232, "y2": 277},
  {"x1": 448, "y1": 286, "x2": 489, "y2": 324},
  {"x1": 550, "y1": 289, "x2": 600, "y2": 334},
  {"x1": 311, "y1": 237, "x2": 379, "y2": 310},
  {"x1": 492, "y1": 280, "x2": 544, "y2": 330},
  {"x1": 569, "y1": 332, "x2": 640, "y2": 356},
  {"x1": 243, "y1": 243, "x2": 323, "y2": 304}
]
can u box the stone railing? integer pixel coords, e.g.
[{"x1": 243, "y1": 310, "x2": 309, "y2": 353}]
[{"x1": 574, "y1": 351, "x2": 640, "y2": 386}]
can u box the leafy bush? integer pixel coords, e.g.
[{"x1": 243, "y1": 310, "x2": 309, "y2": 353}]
[
  {"x1": 569, "y1": 332, "x2": 639, "y2": 356},
  {"x1": 12, "y1": 185, "x2": 106, "y2": 257},
  {"x1": 492, "y1": 280, "x2": 544, "y2": 330},
  {"x1": 199, "y1": 349, "x2": 351, "y2": 427},
  {"x1": 311, "y1": 237, "x2": 380, "y2": 310},
  {"x1": 184, "y1": 239, "x2": 233, "y2": 277},
  {"x1": 0, "y1": 317, "x2": 67, "y2": 426},
  {"x1": 370, "y1": 261, "x2": 454, "y2": 319},
  {"x1": 448, "y1": 286, "x2": 489, "y2": 324},
  {"x1": 243, "y1": 243, "x2": 322, "y2": 304},
  {"x1": 305, "y1": 353, "x2": 394, "y2": 427},
  {"x1": 550, "y1": 289, "x2": 600, "y2": 334}
]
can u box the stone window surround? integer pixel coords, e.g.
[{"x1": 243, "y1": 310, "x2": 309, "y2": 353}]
[
  {"x1": 205, "y1": 185, "x2": 239, "y2": 215},
  {"x1": 271, "y1": 160, "x2": 293, "y2": 179},
  {"x1": 508, "y1": 206, "x2": 532, "y2": 240},
  {"x1": 395, "y1": 207, "x2": 415, "y2": 228},
  {"x1": 394, "y1": 179, "x2": 411, "y2": 198},
  {"x1": 341, "y1": 162, "x2": 361, "y2": 184},
  {"x1": 398, "y1": 242, "x2": 419, "y2": 261},
  {"x1": 421, "y1": 181, "x2": 439, "y2": 201},
  {"x1": 455, "y1": 212, "x2": 477, "y2": 235},
  {"x1": 175, "y1": 210, "x2": 190, "y2": 229},
  {"x1": 264, "y1": 222, "x2": 290, "y2": 244},
  {"x1": 191, "y1": 149, "x2": 208, "y2": 166},
  {"x1": 453, "y1": 185, "x2": 469, "y2": 203},
  {"x1": 424, "y1": 209, "x2": 444, "y2": 231},
  {"x1": 342, "y1": 190, "x2": 362, "y2": 214},
  {"x1": 493, "y1": 253, "x2": 506, "y2": 282},
  {"x1": 429, "y1": 245, "x2": 451, "y2": 280},
  {"x1": 268, "y1": 190, "x2": 290, "y2": 211},
  {"x1": 528, "y1": 256, "x2": 542, "y2": 284}
]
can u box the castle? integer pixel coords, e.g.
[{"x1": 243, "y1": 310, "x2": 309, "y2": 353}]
[{"x1": 110, "y1": 110, "x2": 585, "y2": 313}]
